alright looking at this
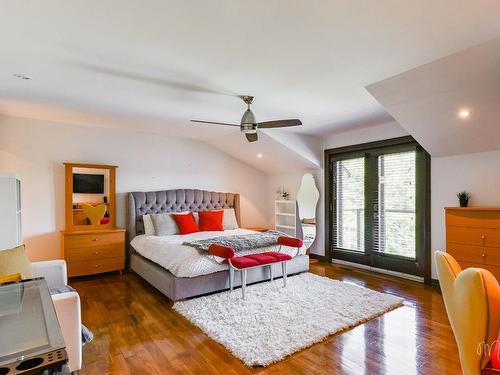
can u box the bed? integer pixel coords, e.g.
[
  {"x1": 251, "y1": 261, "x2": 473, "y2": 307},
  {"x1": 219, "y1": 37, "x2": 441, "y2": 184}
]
[{"x1": 126, "y1": 189, "x2": 310, "y2": 301}]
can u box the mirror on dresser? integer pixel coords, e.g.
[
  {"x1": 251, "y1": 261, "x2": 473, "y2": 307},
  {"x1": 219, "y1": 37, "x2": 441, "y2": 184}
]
[
  {"x1": 296, "y1": 173, "x2": 320, "y2": 253},
  {"x1": 62, "y1": 163, "x2": 125, "y2": 277}
]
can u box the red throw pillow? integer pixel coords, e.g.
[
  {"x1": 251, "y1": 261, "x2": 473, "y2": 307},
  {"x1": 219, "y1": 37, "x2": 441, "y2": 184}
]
[
  {"x1": 172, "y1": 212, "x2": 199, "y2": 234},
  {"x1": 198, "y1": 210, "x2": 224, "y2": 231}
]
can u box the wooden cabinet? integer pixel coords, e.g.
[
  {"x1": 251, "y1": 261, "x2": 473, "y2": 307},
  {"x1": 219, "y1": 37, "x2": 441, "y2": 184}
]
[
  {"x1": 61, "y1": 228, "x2": 125, "y2": 277},
  {"x1": 446, "y1": 207, "x2": 500, "y2": 280}
]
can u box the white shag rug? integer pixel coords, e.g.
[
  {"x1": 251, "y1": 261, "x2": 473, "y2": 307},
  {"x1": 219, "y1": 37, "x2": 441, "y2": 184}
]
[{"x1": 173, "y1": 272, "x2": 404, "y2": 367}]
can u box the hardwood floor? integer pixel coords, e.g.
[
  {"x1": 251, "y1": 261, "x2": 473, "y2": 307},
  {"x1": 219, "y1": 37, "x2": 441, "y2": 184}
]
[{"x1": 71, "y1": 262, "x2": 461, "y2": 375}]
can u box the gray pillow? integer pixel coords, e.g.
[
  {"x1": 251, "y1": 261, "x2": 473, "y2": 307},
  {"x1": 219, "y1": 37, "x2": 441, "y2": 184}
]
[{"x1": 151, "y1": 213, "x2": 179, "y2": 236}]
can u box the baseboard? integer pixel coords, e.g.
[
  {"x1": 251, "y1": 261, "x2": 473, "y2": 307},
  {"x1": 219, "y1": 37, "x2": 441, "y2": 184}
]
[
  {"x1": 309, "y1": 253, "x2": 327, "y2": 262},
  {"x1": 331, "y1": 259, "x2": 425, "y2": 283}
]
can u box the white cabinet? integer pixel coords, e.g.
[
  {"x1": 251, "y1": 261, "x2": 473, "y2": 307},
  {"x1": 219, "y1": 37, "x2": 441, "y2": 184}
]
[{"x1": 0, "y1": 174, "x2": 22, "y2": 250}]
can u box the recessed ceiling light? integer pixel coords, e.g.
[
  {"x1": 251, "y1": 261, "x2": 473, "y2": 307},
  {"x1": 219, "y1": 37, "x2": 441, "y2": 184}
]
[
  {"x1": 13, "y1": 73, "x2": 31, "y2": 80},
  {"x1": 458, "y1": 109, "x2": 471, "y2": 119},
  {"x1": 257, "y1": 153, "x2": 263, "y2": 158}
]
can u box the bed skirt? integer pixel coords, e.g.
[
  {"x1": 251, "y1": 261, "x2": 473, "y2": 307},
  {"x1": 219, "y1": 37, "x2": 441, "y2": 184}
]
[{"x1": 130, "y1": 253, "x2": 310, "y2": 301}]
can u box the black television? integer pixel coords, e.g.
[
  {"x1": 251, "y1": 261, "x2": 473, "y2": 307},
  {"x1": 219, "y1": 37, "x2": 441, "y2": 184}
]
[{"x1": 73, "y1": 173, "x2": 104, "y2": 194}]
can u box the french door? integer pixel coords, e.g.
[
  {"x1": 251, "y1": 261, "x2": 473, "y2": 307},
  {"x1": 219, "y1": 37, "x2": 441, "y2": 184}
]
[{"x1": 325, "y1": 137, "x2": 430, "y2": 281}]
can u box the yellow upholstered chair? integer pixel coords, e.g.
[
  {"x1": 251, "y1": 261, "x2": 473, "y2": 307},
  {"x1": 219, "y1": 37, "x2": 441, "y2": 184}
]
[
  {"x1": 81, "y1": 204, "x2": 107, "y2": 225},
  {"x1": 435, "y1": 251, "x2": 500, "y2": 375}
]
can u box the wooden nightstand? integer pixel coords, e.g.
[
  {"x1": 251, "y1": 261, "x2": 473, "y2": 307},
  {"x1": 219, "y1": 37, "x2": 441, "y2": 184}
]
[{"x1": 61, "y1": 228, "x2": 125, "y2": 277}]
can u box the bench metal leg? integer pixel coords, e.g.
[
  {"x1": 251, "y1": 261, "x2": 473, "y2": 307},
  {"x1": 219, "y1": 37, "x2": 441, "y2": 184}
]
[
  {"x1": 229, "y1": 266, "x2": 234, "y2": 291},
  {"x1": 269, "y1": 264, "x2": 274, "y2": 282},
  {"x1": 241, "y1": 269, "x2": 247, "y2": 299},
  {"x1": 282, "y1": 262, "x2": 287, "y2": 287}
]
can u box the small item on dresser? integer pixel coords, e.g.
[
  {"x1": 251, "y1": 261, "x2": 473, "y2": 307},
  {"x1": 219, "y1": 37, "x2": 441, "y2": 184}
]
[
  {"x1": 172, "y1": 212, "x2": 200, "y2": 234},
  {"x1": 198, "y1": 210, "x2": 224, "y2": 231},
  {"x1": 456, "y1": 191, "x2": 471, "y2": 207}
]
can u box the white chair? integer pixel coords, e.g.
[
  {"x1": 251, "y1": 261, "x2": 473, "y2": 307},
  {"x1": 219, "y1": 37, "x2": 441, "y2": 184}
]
[{"x1": 31, "y1": 260, "x2": 82, "y2": 372}]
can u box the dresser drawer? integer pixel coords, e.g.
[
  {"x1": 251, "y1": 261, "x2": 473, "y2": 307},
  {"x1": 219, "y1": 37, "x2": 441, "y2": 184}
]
[
  {"x1": 64, "y1": 231, "x2": 124, "y2": 249},
  {"x1": 446, "y1": 210, "x2": 500, "y2": 229},
  {"x1": 447, "y1": 243, "x2": 485, "y2": 264},
  {"x1": 67, "y1": 257, "x2": 124, "y2": 277},
  {"x1": 446, "y1": 227, "x2": 500, "y2": 248},
  {"x1": 64, "y1": 244, "x2": 123, "y2": 263}
]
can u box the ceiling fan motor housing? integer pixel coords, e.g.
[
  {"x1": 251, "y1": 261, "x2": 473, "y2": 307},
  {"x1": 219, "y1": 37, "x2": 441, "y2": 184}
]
[{"x1": 240, "y1": 109, "x2": 258, "y2": 133}]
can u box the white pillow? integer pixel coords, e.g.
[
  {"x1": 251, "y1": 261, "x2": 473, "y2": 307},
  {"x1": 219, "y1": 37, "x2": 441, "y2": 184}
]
[
  {"x1": 223, "y1": 208, "x2": 239, "y2": 230},
  {"x1": 151, "y1": 213, "x2": 179, "y2": 236},
  {"x1": 142, "y1": 214, "x2": 156, "y2": 235}
]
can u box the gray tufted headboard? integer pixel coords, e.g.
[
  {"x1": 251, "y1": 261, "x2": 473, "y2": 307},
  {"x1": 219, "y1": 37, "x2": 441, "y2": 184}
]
[{"x1": 126, "y1": 189, "x2": 240, "y2": 256}]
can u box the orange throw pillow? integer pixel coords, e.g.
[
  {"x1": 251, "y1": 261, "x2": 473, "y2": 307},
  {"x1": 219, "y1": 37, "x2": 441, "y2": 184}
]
[
  {"x1": 172, "y1": 212, "x2": 200, "y2": 235},
  {"x1": 198, "y1": 210, "x2": 224, "y2": 231}
]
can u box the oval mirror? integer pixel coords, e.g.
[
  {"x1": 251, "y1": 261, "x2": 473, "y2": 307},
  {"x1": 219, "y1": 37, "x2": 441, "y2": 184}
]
[{"x1": 296, "y1": 173, "x2": 320, "y2": 252}]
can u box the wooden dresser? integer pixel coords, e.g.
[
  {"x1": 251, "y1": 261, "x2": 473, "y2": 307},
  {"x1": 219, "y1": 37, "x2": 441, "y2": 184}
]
[
  {"x1": 446, "y1": 207, "x2": 500, "y2": 280},
  {"x1": 61, "y1": 228, "x2": 125, "y2": 277}
]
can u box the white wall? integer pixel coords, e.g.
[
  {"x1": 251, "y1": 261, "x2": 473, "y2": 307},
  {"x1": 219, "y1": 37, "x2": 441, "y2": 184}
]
[{"x1": 0, "y1": 116, "x2": 270, "y2": 261}]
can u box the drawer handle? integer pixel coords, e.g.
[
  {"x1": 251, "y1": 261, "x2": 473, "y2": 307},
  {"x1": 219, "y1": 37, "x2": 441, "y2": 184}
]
[
  {"x1": 482, "y1": 253, "x2": 486, "y2": 258},
  {"x1": 94, "y1": 251, "x2": 99, "y2": 255},
  {"x1": 95, "y1": 264, "x2": 100, "y2": 268},
  {"x1": 481, "y1": 236, "x2": 486, "y2": 240},
  {"x1": 92, "y1": 238, "x2": 98, "y2": 242}
]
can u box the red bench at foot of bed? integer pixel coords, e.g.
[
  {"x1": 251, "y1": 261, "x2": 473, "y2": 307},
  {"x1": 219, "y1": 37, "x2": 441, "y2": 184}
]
[{"x1": 208, "y1": 236, "x2": 303, "y2": 299}]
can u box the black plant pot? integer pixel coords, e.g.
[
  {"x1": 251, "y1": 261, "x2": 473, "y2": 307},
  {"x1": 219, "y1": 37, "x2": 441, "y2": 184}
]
[{"x1": 459, "y1": 198, "x2": 469, "y2": 207}]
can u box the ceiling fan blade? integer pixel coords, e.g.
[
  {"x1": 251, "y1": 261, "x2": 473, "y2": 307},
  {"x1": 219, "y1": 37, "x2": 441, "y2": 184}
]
[
  {"x1": 190, "y1": 120, "x2": 241, "y2": 127},
  {"x1": 257, "y1": 119, "x2": 302, "y2": 128},
  {"x1": 245, "y1": 133, "x2": 258, "y2": 142}
]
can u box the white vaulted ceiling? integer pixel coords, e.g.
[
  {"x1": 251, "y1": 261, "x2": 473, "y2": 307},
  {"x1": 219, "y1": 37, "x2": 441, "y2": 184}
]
[
  {"x1": 367, "y1": 37, "x2": 500, "y2": 157},
  {"x1": 1, "y1": 1, "x2": 500, "y2": 170}
]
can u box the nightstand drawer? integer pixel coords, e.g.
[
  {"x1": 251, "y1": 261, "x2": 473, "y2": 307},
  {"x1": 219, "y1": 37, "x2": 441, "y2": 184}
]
[
  {"x1": 64, "y1": 231, "x2": 123, "y2": 249},
  {"x1": 67, "y1": 257, "x2": 124, "y2": 277},
  {"x1": 64, "y1": 244, "x2": 123, "y2": 262}
]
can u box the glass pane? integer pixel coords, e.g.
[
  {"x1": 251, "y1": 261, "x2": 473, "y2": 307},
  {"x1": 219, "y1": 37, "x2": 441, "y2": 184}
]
[
  {"x1": 335, "y1": 157, "x2": 365, "y2": 252},
  {"x1": 376, "y1": 151, "x2": 416, "y2": 258}
]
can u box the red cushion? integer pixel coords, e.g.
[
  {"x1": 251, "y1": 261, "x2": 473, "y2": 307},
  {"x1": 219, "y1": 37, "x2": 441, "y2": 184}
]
[
  {"x1": 208, "y1": 244, "x2": 235, "y2": 259},
  {"x1": 278, "y1": 236, "x2": 303, "y2": 248},
  {"x1": 172, "y1": 212, "x2": 199, "y2": 234},
  {"x1": 244, "y1": 253, "x2": 277, "y2": 265},
  {"x1": 491, "y1": 330, "x2": 500, "y2": 369},
  {"x1": 198, "y1": 210, "x2": 224, "y2": 231},
  {"x1": 229, "y1": 256, "x2": 260, "y2": 269},
  {"x1": 262, "y1": 251, "x2": 292, "y2": 261}
]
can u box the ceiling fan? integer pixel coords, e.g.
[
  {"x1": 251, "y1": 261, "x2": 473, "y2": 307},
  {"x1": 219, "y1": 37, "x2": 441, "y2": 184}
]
[{"x1": 190, "y1": 96, "x2": 302, "y2": 142}]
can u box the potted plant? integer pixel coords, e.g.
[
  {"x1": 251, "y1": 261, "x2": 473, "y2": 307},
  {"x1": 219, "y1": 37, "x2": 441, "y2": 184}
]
[{"x1": 457, "y1": 191, "x2": 471, "y2": 207}]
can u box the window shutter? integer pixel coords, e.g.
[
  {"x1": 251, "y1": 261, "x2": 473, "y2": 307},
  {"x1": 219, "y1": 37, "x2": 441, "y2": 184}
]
[
  {"x1": 333, "y1": 157, "x2": 365, "y2": 252},
  {"x1": 373, "y1": 151, "x2": 416, "y2": 258}
]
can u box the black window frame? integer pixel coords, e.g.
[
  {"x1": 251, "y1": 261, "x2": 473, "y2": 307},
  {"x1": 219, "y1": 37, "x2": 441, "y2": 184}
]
[{"x1": 324, "y1": 136, "x2": 431, "y2": 283}]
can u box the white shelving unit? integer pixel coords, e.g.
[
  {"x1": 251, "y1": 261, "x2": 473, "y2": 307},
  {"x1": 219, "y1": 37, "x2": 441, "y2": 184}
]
[
  {"x1": 274, "y1": 200, "x2": 297, "y2": 237},
  {"x1": 0, "y1": 173, "x2": 22, "y2": 250}
]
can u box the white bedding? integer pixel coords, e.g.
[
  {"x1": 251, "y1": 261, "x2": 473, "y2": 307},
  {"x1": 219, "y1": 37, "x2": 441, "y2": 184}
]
[{"x1": 130, "y1": 229, "x2": 305, "y2": 278}]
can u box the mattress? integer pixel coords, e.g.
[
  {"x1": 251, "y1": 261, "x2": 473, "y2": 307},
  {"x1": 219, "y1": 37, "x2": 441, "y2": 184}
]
[{"x1": 130, "y1": 229, "x2": 305, "y2": 278}]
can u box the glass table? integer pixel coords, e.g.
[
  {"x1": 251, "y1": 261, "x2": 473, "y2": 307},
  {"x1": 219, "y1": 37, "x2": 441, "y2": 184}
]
[{"x1": 0, "y1": 278, "x2": 68, "y2": 375}]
